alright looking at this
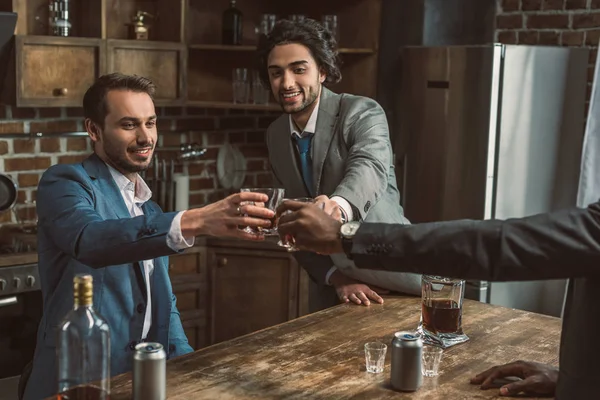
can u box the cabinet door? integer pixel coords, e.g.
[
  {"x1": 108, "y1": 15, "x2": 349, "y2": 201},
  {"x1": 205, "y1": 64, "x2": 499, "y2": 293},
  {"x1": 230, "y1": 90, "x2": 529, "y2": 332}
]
[
  {"x1": 16, "y1": 36, "x2": 104, "y2": 107},
  {"x1": 208, "y1": 247, "x2": 300, "y2": 345},
  {"x1": 168, "y1": 249, "x2": 208, "y2": 351},
  {"x1": 106, "y1": 40, "x2": 186, "y2": 106}
]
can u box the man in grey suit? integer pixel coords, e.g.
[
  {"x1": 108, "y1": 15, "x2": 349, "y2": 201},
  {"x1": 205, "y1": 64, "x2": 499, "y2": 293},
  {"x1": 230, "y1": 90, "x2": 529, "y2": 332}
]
[{"x1": 257, "y1": 19, "x2": 421, "y2": 312}]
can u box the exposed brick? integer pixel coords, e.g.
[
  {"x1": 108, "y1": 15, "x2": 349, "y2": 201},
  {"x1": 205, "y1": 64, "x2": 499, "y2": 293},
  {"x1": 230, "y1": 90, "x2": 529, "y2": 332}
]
[
  {"x1": 0, "y1": 141, "x2": 8, "y2": 155},
  {"x1": 189, "y1": 178, "x2": 216, "y2": 191},
  {"x1": 590, "y1": 48, "x2": 598, "y2": 65},
  {"x1": 15, "y1": 206, "x2": 36, "y2": 223},
  {"x1": 11, "y1": 108, "x2": 36, "y2": 119},
  {"x1": 0, "y1": 210, "x2": 11, "y2": 223},
  {"x1": 247, "y1": 131, "x2": 266, "y2": 144},
  {"x1": 67, "y1": 137, "x2": 88, "y2": 152},
  {"x1": 257, "y1": 116, "x2": 277, "y2": 129},
  {"x1": 562, "y1": 31, "x2": 584, "y2": 46},
  {"x1": 206, "y1": 108, "x2": 226, "y2": 116},
  {"x1": 498, "y1": 31, "x2": 518, "y2": 44},
  {"x1": 207, "y1": 189, "x2": 231, "y2": 203},
  {"x1": 175, "y1": 118, "x2": 216, "y2": 131},
  {"x1": 164, "y1": 107, "x2": 183, "y2": 116},
  {"x1": 502, "y1": 0, "x2": 520, "y2": 12},
  {"x1": 58, "y1": 154, "x2": 89, "y2": 164},
  {"x1": 527, "y1": 14, "x2": 569, "y2": 29},
  {"x1": 66, "y1": 108, "x2": 84, "y2": 117},
  {"x1": 593, "y1": 0, "x2": 600, "y2": 9},
  {"x1": 586, "y1": 30, "x2": 600, "y2": 46},
  {"x1": 156, "y1": 119, "x2": 174, "y2": 131},
  {"x1": 247, "y1": 160, "x2": 266, "y2": 171},
  {"x1": 256, "y1": 172, "x2": 274, "y2": 187},
  {"x1": 16, "y1": 190, "x2": 27, "y2": 203},
  {"x1": 566, "y1": 0, "x2": 588, "y2": 9},
  {"x1": 0, "y1": 122, "x2": 25, "y2": 134},
  {"x1": 239, "y1": 145, "x2": 269, "y2": 158},
  {"x1": 4, "y1": 157, "x2": 51, "y2": 171},
  {"x1": 30, "y1": 120, "x2": 78, "y2": 133},
  {"x1": 573, "y1": 13, "x2": 600, "y2": 29},
  {"x1": 539, "y1": 31, "x2": 560, "y2": 45},
  {"x1": 242, "y1": 175, "x2": 255, "y2": 188},
  {"x1": 207, "y1": 133, "x2": 226, "y2": 146},
  {"x1": 202, "y1": 147, "x2": 219, "y2": 160},
  {"x1": 519, "y1": 31, "x2": 539, "y2": 44},
  {"x1": 229, "y1": 132, "x2": 246, "y2": 144},
  {"x1": 522, "y1": 0, "x2": 543, "y2": 10},
  {"x1": 38, "y1": 108, "x2": 62, "y2": 118},
  {"x1": 18, "y1": 173, "x2": 39, "y2": 187},
  {"x1": 543, "y1": 0, "x2": 564, "y2": 10},
  {"x1": 40, "y1": 138, "x2": 61, "y2": 153},
  {"x1": 186, "y1": 107, "x2": 207, "y2": 116},
  {"x1": 13, "y1": 139, "x2": 35, "y2": 154},
  {"x1": 189, "y1": 192, "x2": 206, "y2": 207},
  {"x1": 205, "y1": 161, "x2": 217, "y2": 174},
  {"x1": 589, "y1": 66, "x2": 596, "y2": 83},
  {"x1": 497, "y1": 14, "x2": 524, "y2": 29},
  {"x1": 186, "y1": 163, "x2": 205, "y2": 176},
  {"x1": 161, "y1": 133, "x2": 184, "y2": 147},
  {"x1": 219, "y1": 117, "x2": 254, "y2": 130}
]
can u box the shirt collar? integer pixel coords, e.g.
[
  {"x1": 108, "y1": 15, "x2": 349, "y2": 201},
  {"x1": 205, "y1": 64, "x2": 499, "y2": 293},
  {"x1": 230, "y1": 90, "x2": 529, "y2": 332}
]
[
  {"x1": 289, "y1": 97, "x2": 320, "y2": 138},
  {"x1": 106, "y1": 163, "x2": 152, "y2": 204}
]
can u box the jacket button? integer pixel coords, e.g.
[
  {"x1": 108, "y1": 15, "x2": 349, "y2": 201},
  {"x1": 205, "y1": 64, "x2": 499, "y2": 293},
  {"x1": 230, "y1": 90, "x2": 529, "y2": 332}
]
[
  {"x1": 137, "y1": 303, "x2": 145, "y2": 313},
  {"x1": 364, "y1": 201, "x2": 371, "y2": 213}
]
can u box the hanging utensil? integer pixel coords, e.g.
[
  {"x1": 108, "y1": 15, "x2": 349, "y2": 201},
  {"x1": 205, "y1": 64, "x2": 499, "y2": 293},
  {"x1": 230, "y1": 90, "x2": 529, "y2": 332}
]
[{"x1": 0, "y1": 173, "x2": 17, "y2": 213}]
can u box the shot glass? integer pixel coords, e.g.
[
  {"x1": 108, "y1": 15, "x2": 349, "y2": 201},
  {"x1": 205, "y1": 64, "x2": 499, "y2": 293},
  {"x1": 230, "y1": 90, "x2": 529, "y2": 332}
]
[
  {"x1": 421, "y1": 345, "x2": 443, "y2": 377},
  {"x1": 239, "y1": 188, "x2": 284, "y2": 235},
  {"x1": 276, "y1": 197, "x2": 316, "y2": 251},
  {"x1": 364, "y1": 342, "x2": 387, "y2": 373}
]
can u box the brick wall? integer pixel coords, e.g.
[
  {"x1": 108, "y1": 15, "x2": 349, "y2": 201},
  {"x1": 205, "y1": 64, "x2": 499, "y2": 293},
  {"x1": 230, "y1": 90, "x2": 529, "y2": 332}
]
[
  {"x1": 0, "y1": 105, "x2": 277, "y2": 227},
  {"x1": 496, "y1": 0, "x2": 600, "y2": 108}
]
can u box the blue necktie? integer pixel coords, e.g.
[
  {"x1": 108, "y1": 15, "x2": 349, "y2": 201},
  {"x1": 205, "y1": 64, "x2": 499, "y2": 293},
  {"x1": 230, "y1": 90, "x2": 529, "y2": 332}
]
[{"x1": 295, "y1": 133, "x2": 314, "y2": 196}]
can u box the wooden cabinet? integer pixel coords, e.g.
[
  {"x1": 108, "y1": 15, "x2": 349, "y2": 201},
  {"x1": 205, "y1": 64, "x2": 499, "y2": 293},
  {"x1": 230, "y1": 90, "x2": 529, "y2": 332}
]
[
  {"x1": 11, "y1": 36, "x2": 105, "y2": 107},
  {"x1": 106, "y1": 40, "x2": 187, "y2": 106},
  {"x1": 168, "y1": 240, "x2": 309, "y2": 350},
  {"x1": 1, "y1": 0, "x2": 382, "y2": 109}
]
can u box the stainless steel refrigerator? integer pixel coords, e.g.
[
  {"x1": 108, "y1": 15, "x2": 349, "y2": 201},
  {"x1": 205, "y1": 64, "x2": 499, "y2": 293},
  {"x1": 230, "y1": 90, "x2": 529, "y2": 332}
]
[{"x1": 394, "y1": 44, "x2": 589, "y2": 317}]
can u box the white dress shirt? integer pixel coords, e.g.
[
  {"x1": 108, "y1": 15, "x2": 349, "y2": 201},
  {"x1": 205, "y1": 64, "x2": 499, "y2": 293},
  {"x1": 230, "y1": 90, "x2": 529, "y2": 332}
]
[
  {"x1": 107, "y1": 164, "x2": 194, "y2": 339},
  {"x1": 288, "y1": 100, "x2": 353, "y2": 285}
]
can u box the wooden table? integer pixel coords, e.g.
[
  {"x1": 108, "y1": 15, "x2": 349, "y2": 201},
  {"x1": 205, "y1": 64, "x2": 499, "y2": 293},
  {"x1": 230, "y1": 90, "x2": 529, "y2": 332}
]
[{"x1": 52, "y1": 296, "x2": 562, "y2": 399}]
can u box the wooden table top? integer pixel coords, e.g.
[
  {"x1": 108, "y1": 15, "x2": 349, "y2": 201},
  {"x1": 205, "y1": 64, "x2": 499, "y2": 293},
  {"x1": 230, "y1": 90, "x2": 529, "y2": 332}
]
[{"x1": 51, "y1": 296, "x2": 562, "y2": 399}]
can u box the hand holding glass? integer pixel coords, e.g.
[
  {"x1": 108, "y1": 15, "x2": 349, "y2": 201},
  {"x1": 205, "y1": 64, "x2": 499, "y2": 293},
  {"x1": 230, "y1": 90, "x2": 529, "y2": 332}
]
[
  {"x1": 240, "y1": 188, "x2": 284, "y2": 235},
  {"x1": 276, "y1": 197, "x2": 316, "y2": 251}
]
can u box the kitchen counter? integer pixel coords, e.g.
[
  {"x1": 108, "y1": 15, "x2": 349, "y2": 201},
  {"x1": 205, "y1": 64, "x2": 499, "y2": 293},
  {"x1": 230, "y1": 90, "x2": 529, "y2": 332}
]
[{"x1": 47, "y1": 296, "x2": 561, "y2": 399}]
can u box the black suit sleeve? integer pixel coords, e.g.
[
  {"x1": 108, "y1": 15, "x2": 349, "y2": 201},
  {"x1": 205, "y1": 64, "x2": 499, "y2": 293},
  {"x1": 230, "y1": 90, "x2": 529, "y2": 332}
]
[{"x1": 350, "y1": 201, "x2": 600, "y2": 281}]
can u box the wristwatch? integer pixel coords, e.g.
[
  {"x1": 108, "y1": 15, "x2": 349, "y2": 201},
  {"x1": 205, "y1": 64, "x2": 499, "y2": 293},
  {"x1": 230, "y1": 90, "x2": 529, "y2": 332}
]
[{"x1": 340, "y1": 221, "x2": 361, "y2": 257}]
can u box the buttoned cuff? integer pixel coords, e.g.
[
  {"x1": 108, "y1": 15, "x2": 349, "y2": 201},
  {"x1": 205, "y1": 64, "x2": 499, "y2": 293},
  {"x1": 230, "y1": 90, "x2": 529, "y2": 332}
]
[
  {"x1": 167, "y1": 211, "x2": 195, "y2": 251},
  {"x1": 331, "y1": 196, "x2": 354, "y2": 221}
]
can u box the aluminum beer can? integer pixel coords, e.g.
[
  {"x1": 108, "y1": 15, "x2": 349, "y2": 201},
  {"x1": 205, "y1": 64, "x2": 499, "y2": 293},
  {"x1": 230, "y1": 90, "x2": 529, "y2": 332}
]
[
  {"x1": 133, "y1": 342, "x2": 166, "y2": 400},
  {"x1": 390, "y1": 331, "x2": 423, "y2": 392}
]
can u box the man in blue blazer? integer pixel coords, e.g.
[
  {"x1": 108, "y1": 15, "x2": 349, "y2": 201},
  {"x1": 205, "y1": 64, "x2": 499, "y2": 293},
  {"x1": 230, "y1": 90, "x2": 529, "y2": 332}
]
[{"x1": 24, "y1": 73, "x2": 274, "y2": 400}]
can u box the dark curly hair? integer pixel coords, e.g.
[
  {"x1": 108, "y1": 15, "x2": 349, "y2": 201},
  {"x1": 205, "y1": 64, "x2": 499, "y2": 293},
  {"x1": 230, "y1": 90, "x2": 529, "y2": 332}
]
[{"x1": 256, "y1": 18, "x2": 342, "y2": 89}]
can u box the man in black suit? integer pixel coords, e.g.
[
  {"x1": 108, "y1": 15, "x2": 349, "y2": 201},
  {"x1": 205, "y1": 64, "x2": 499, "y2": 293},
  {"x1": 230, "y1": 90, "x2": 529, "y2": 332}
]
[{"x1": 275, "y1": 199, "x2": 600, "y2": 399}]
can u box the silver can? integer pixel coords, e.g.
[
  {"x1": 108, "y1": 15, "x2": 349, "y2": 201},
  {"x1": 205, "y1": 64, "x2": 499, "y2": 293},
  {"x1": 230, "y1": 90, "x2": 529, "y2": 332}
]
[
  {"x1": 390, "y1": 331, "x2": 423, "y2": 392},
  {"x1": 133, "y1": 342, "x2": 166, "y2": 400}
]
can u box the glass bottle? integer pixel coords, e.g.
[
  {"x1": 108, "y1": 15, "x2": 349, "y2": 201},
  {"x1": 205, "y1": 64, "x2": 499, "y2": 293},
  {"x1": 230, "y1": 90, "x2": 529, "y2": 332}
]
[
  {"x1": 222, "y1": 0, "x2": 243, "y2": 45},
  {"x1": 57, "y1": 274, "x2": 110, "y2": 399}
]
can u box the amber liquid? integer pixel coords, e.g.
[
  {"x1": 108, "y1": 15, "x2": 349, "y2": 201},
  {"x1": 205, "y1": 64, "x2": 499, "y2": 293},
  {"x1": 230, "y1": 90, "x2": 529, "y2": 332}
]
[
  {"x1": 57, "y1": 386, "x2": 109, "y2": 400},
  {"x1": 422, "y1": 299, "x2": 461, "y2": 334}
]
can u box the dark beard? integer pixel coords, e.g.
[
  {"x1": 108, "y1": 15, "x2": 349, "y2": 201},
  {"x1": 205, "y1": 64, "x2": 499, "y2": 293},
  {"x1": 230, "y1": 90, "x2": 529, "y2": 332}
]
[{"x1": 103, "y1": 137, "x2": 152, "y2": 174}]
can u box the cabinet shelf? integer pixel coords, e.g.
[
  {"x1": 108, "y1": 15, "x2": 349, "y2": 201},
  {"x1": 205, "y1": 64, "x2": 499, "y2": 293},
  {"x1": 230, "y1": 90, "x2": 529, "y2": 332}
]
[
  {"x1": 188, "y1": 44, "x2": 376, "y2": 55},
  {"x1": 186, "y1": 100, "x2": 280, "y2": 111}
]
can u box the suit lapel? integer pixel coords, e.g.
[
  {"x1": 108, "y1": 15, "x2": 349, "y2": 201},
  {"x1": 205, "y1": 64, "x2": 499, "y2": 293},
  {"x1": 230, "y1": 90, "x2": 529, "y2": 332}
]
[
  {"x1": 312, "y1": 87, "x2": 340, "y2": 195},
  {"x1": 271, "y1": 115, "x2": 309, "y2": 196},
  {"x1": 83, "y1": 154, "x2": 132, "y2": 220}
]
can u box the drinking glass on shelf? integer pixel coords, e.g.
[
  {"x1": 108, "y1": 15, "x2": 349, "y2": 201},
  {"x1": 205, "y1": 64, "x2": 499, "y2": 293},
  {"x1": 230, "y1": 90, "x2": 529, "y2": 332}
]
[
  {"x1": 239, "y1": 188, "x2": 285, "y2": 235},
  {"x1": 289, "y1": 14, "x2": 306, "y2": 23},
  {"x1": 252, "y1": 70, "x2": 270, "y2": 105},
  {"x1": 321, "y1": 15, "x2": 339, "y2": 43},
  {"x1": 417, "y1": 275, "x2": 469, "y2": 349},
  {"x1": 276, "y1": 197, "x2": 316, "y2": 251},
  {"x1": 232, "y1": 68, "x2": 250, "y2": 104},
  {"x1": 257, "y1": 14, "x2": 277, "y2": 36}
]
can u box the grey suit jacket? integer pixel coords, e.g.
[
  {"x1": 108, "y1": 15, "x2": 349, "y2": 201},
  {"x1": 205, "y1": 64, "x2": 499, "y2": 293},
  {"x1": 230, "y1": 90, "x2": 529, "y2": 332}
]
[
  {"x1": 350, "y1": 201, "x2": 600, "y2": 399},
  {"x1": 266, "y1": 87, "x2": 420, "y2": 294}
]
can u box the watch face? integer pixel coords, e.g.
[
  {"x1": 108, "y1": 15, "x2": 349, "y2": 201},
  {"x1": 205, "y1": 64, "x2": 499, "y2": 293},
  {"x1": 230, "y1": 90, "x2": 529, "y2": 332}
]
[{"x1": 341, "y1": 221, "x2": 361, "y2": 237}]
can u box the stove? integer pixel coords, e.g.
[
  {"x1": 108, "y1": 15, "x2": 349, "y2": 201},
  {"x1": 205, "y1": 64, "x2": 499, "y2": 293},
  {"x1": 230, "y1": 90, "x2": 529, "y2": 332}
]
[{"x1": 0, "y1": 264, "x2": 40, "y2": 297}]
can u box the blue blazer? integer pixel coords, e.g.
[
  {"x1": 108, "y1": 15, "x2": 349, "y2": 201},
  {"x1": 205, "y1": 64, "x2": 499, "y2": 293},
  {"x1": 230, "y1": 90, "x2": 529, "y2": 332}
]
[{"x1": 24, "y1": 154, "x2": 193, "y2": 400}]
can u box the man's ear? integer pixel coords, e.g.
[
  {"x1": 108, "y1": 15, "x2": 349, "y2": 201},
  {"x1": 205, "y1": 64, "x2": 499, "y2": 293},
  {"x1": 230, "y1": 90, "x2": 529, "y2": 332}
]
[
  {"x1": 85, "y1": 119, "x2": 101, "y2": 144},
  {"x1": 319, "y1": 67, "x2": 326, "y2": 84}
]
